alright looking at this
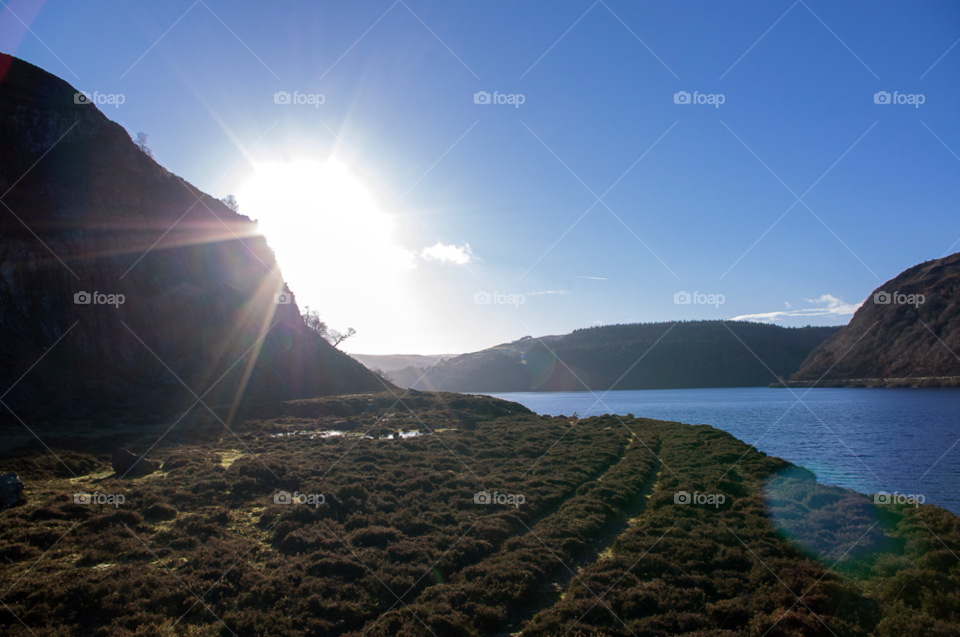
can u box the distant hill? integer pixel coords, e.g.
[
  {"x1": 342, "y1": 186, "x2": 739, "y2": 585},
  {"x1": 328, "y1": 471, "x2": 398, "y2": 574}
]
[
  {"x1": 791, "y1": 252, "x2": 960, "y2": 387},
  {"x1": 389, "y1": 321, "x2": 841, "y2": 392},
  {"x1": 0, "y1": 54, "x2": 384, "y2": 426},
  {"x1": 350, "y1": 353, "x2": 456, "y2": 373}
]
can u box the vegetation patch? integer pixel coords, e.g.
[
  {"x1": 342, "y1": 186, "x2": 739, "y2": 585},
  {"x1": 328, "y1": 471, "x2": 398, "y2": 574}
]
[{"x1": 0, "y1": 392, "x2": 958, "y2": 636}]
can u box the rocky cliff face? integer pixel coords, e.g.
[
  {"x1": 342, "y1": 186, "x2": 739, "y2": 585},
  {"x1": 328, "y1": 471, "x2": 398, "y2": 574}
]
[
  {"x1": 791, "y1": 252, "x2": 960, "y2": 386},
  {"x1": 0, "y1": 53, "x2": 385, "y2": 426}
]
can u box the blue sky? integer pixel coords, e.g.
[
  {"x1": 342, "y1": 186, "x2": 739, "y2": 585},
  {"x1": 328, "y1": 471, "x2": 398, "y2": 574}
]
[{"x1": 3, "y1": 0, "x2": 959, "y2": 354}]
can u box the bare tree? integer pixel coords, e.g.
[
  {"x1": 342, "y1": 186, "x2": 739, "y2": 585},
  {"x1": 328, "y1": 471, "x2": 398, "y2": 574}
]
[
  {"x1": 326, "y1": 327, "x2": 356, "y2": 348},
  {"x1": 302, "y1": 307, "x2": 355, "y2": 348},
  {"x1": 135, "y1": 132, "x2": 153, "y2": 157},
  {"x1": 220, "y1": 194, "x2": 239, "y2": 212},
  {"x1": 302, "y1": 307, "x2": 328, "y2": 336},
  {"x1": 369, "y1": 366, "x2": 391, "y2": 384}
]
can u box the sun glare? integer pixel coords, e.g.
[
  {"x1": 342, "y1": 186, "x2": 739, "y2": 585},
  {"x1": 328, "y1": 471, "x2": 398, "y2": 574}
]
[{"x1": 239, "y1": 159, "x2": 416, "y2": 341}]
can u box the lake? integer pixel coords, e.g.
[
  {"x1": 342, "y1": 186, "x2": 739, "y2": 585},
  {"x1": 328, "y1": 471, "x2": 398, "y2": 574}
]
[{"x1": 484, "y1": 387, "x2": 960, "y2": 515}]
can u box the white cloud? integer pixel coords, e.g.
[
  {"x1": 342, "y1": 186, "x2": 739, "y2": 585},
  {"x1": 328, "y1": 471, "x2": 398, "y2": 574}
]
[
  {"x1": 732, "y1": 294, "x2": 862, "y2": 323},
  {"x1": 528, "y1": 290, "x2": 569, "y2": 296},
  {"x1": 420, "y1": 242, "x2": 477, "y2": 265}
]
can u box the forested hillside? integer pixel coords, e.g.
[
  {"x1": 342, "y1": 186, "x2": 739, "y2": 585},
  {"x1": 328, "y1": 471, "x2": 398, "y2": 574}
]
[{"x1": 390, "y1": 321, "x2": 840, "y2": 392}]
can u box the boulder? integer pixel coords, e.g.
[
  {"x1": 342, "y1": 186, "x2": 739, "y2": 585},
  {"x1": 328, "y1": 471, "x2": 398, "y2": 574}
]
[
  {"x1": 0, "y1": 472, "x2": 25, "y2": 510},
  {"x1": 111, "y1": 448, "x2": 160, "y2": 477}
]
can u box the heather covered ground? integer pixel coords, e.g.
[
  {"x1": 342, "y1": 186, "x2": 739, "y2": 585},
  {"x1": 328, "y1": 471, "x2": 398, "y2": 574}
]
[{"x1": 1, "y1": 391, "x2": 958, "y2": 636}]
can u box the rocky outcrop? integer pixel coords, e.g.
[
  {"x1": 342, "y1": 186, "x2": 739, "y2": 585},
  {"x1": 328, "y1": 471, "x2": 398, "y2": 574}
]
[
  {"x1": 111, "y1": 448, "x2": 160, "y2": 477},
  {"x1": 0, "y1": 54, "x2": 386, "y2": 426},
  {"x1": 0, "y1": 472, "x2": 24, "y2": 510},
  {"x1": 791, "y1": 252, "x2": 960, "y2": 386}
]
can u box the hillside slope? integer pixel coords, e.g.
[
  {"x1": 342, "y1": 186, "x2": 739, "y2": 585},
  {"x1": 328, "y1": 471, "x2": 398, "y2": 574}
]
[
  {"x1": 390, "y1": 321, "x2": 841, "y2": 392},
  {"x1": 0, "y1": 53, "x2": 384, "y2": 426},
  {"x1": 791, "y1": 252, "x2": 960, "y2": 386}
]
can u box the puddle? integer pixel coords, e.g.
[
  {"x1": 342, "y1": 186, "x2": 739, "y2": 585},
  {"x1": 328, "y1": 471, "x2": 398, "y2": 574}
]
[
  {"x1": 378, "y1": 430, "x2": 426, "y2": 440},
  {"x1": 268, "y1": 429, "x2": 428, "y2": 441}
]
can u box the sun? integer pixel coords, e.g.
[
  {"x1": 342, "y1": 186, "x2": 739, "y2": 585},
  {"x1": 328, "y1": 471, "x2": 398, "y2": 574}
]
[
  {"x1": 238, "y1": 158, "x2": 415, "y2": 340},
  {"x1": 240, "y1": 158, "x2": 413, "y2": 276}
]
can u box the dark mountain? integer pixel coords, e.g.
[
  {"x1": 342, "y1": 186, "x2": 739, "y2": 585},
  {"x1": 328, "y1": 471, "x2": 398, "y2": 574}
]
[
  {"x1": 390, "y1": 321, "x2": 841, "y2": 392},
  {"x1": 791, "y1": 252, "x2": 960, "y2": 386},
  {"x1": 0, "y1": 53, "x2": 384, "y2": 427}
]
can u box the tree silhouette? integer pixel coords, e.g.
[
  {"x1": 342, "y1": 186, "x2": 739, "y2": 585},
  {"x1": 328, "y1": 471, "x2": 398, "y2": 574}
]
[
  {"x1": 135, "y1": 132, "x2": 153, "y2": 157},
  {"x1": 220, "y1": 194, "x2": 239, "y2": 211},
  {"x1": 302, "y1": 307, "x2": 355, "y2": 348}
]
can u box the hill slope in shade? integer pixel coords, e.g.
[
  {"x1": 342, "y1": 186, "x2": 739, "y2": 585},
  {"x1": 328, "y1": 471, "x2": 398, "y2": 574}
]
[
  {"x1": 389, "y1": 321, "x2": 841, "y2": 392},
  {"x1": 0, "y1": 53, "x2": 384, "y2": 426},
  {"x1": 791, "y1": 252, "x2": 960, "y2": 386}
]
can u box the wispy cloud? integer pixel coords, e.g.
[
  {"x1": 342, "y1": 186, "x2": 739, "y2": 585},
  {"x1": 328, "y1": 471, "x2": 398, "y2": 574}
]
[
  {"x1": 732, "y1": 294, "x2": 862, "y2": 323},
  {"x1": 527, "y1": 290, "x2": 569, "y2": 296},
  {"x1": 575, "y1": 275, "x2": 607, "y2": 280},
  {"x1": 420, "y1": 242, "x2": 477, "y2": 264}
]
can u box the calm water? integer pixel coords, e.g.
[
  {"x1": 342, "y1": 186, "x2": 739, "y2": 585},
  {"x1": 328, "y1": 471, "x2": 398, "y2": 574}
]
[{"x1": 485, "y1": 388, "x2": 960, "y2": 515}]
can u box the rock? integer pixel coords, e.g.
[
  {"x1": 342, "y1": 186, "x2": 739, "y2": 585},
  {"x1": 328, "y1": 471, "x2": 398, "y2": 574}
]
[
  {"x1": 111, "y1": 448, "x2": 160, "y2": 477},
  {"x1": 0, "y1": 472, "x2": 25, "y2": 511}
]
